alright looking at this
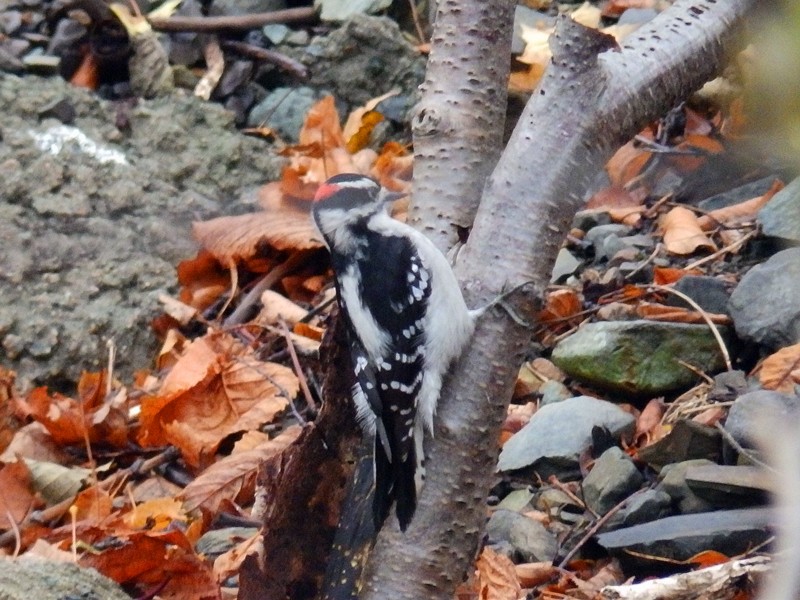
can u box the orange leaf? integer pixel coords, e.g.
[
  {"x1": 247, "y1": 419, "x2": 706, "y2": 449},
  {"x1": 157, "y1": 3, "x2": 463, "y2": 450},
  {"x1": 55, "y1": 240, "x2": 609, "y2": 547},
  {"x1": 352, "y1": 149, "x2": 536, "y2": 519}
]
[
  {"x1": 635, "y1": 399, "x2": 665, "y2": 439},
  {"x1": 688, "y1": 549, "x2": 730, "y2": 568},
  {"x1": 537, "y1": 289, "x2": 583, "y2": 325},
  {"x1": 606, "y1": 137, "x2": 652, "y2": 186},
  {"x1": 180, "y1": 425, "x2": 301, "y2": 513},
  {"x1": 0, "y1": 461, "x2": 39, "y2": 528},
  {"x1": 697, "y1": 179, "x2": 784, "y2": 230},
  {"x1": 659, "y1": 206, "x2": 717, "y2": 255},
  {"x1": 70, "y1": 52, "x2": 98, "y2": 89},
  {"x1": 758, "y1": 343, "x2": 800, "y2": 393},
  {"x1": 653, "y1": 267, "x2": 685, "y2": 285},
  {"x1": 475, "y1": 546, "x2": 522, "y2": 600}
]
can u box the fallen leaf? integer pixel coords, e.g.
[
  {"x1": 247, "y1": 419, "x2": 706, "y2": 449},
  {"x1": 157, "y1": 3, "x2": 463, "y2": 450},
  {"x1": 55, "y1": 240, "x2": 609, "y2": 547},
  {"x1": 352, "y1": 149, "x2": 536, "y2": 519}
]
[
  {"x1": 514, "y1": 561, "x2": 557, "y2": 588},
  {"x1": 659, "y1": 206, "x2": 717, "y2": 255},
  {"x1": 758, "y1": 343, "x2": 800, "y2": 393},
  {"x1": 475, "y1": 546, "x2": 522, "y2": 600},
  {"x1": 0, "y1": 460, "x2": 39, "y2": 528},
  {"x1": 697, "y1": 179, "x2": 784, "y2": 230}
]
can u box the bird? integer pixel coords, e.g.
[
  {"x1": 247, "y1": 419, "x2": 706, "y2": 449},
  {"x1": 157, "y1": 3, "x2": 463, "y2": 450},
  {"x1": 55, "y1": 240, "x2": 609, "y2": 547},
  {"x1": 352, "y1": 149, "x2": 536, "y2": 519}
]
[{"x1": 311, "y1": 173, "x2": 475, "y2": 531}]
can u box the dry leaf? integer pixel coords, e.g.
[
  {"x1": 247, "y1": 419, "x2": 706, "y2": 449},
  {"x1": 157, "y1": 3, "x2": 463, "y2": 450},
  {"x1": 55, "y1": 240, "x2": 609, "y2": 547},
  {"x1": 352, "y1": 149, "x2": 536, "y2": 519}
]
[
  {"x1": 758, "y1": 343, "x2": 800, "y2": 393},
  {"x1": 697, "y1": 179, "x2": 784, "y2": 230},
  {"x1": 475, "y1": 546, "x2": 523, "y2": 600},
  {"x1": 659, "y1": 206, "x2": 717, "y2": 255}
]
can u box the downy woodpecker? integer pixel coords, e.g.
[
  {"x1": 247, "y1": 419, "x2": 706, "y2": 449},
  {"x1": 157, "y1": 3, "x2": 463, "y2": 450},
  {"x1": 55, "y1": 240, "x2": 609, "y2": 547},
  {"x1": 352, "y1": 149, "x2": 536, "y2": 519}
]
[{"x1": 312, "y1": 173, "x2": 475, "y2": 531}]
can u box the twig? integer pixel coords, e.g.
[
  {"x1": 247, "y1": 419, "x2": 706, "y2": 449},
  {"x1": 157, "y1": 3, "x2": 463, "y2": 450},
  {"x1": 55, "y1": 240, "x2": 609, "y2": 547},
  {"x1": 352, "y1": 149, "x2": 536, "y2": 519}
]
[
  {"x1": 407, "y1": 0, "x2": 427, "y2": 45},
  {"x1": 278, "y1": 320, "x2": 317, "y2": 413},
  {"x1": 557, "y1": 488, "x2": 647, "y2": 569},
  {"x1": 224, "y1": 252, "x2": 313, "y2": 327},
  {"x1": 220, "y1": 40, "x2": 309, "y2": 79},
  {"x1": 547, "y1": 475, "x2": 594, "y2": 517},
  {"x1": 650, "y1": 284, "x2": 732, "y2": 371},
  {"x1": 148, "y1": 6, "x2": 316, "y2": 33},
  {"x1": 683, "y1": 228, "x2": 758, "y2": 271},
  {"x1": 624, "y1": 242, "x2": 662, "y2": 280},
  {"x1": 714, "y1": 422, "x2": 776, "y2": 473}
]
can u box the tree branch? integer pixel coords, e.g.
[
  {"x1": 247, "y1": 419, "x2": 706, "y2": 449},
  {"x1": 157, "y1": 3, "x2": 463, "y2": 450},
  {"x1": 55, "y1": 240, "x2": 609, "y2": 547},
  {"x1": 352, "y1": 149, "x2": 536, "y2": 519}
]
[{"x1": 361, "y1": 2, "x2": 756, "y2": 598}]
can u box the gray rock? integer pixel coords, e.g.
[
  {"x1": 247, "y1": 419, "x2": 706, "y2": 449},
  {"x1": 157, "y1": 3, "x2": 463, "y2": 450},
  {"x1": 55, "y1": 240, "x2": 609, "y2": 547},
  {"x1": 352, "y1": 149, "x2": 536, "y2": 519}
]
[
  {"x1": 534, "y1": 487, "x2": 583, "y2": 514},
  {"x1": 551, "y1": 248, "x2": 581, "y2": 283},
  {"x1": 618, "y1": 489, "x2": 673, "y2": 527},
  {"x1": 486, "y1": 509, "x2": 558, "y2": 563},
  {"x1": 315, "y1": 0, "x2": 391, "y2": 21},
  {"x1": 595, "y1": 507, "x2": 774, "y2": 565},
  {"x1": 664, "y1": 275, "x2": 731, "y2": 315},
  {"x1": 572, "y1": 209, "x2": 612, "y2": 232},
  {"x1": 708, "y1": 370, "x2": 748, "y2": 403},
  {"x1": 637, "y1": 420, "x2": 722, "y2": 470},
  {"x1": 657, "y1": 459, "x2": 717, "y2": 514},
  {"x1": 758, "y1": 176, "x2": 800, "y2": 243},
  {"x1": 0, "y1": 74, "x2": 283, "y2": 389},
  {"x1": 724, "y1": 390, "x2": 800, "y2": 449},
  {"x1": 685, "y1": 464, "x2": 772, "y2": 507},
  {"x1": 247, "y1": 86, "x2": 322, "y2": 143},
  {"x1": 583, "y1": 447, "x2": 644, "y2": 515},
  {"x1": 539, "y1": 379, "x2": 571, "y2": 405},
  {"x1": 498, "y1": 396, "x2": 635, "y2": 477},
  {"x1": 729, "y1": 247, "x2": 800, "y2": 349},
  {"x1": 497, "y1": 488, "x2": 534, "y2": 512},
  {"x1": 262, "y1": 24, "x2": 290, "y2": 45},
  {"x1": 303, "y1": 15, "x2": 426, "y2": 109},
  {"x1": 551, "y1": 321, "x2": 730, "y2": 396},
  {"x1": 584, "y1": 224, "x2": 632, "y2": 261},
  {"x1": 213, "y1": 0, "x2": 285, "y2": 17},
  {"x1": 698, "y1": 175, "x2": 781, "y2": 211}
]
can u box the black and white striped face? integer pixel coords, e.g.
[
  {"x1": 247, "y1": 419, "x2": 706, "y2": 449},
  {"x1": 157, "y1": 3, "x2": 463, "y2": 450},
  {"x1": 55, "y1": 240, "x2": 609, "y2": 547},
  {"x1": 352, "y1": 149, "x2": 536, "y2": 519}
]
[{"x1": 311, "y1": 174, "x2": 405, "y2": 251}]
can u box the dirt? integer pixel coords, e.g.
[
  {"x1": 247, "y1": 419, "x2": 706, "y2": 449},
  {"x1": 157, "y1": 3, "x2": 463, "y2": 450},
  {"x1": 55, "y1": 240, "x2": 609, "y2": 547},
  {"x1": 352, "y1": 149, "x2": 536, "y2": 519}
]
[{"x1": 0, "y1": 73, "x2": 284, "y2": 391}]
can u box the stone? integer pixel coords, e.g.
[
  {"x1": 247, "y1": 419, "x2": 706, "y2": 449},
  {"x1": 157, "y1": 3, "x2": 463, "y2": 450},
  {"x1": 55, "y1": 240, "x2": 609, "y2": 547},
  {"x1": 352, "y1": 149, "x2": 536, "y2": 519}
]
[
  {"x1": 595, "y1": 507, "x2": 773, "y2": 565},
  {"x1": 551, "y1": 321, "x2": 730, "y2": 396},
  {"x1": 697, "y1": 175, "x2": 781, "y2": 211},
  {"x1": 497, "y1": 396, "x2": 635, "y2": 477},
  {"x1": 486, "y1": 509, "x2": 558, "y2": 563},
  {"x1": 582, "y1": 447, "x2": 644, "y2": 515},
  {"x1": 729, "y1": 247, "x2": 800, "y2": 349},
  {"x1": 247, "y1": 86, "x2": 322, "y2": 143},
  {"x1": 497, "y1": 488, "x2": 535, "y2": 512},
  {"x1": 684, "y1": 464, "x2": 773, "y2": 507},
  {"x1": 637, "y1": 420, "x2": 722, "y2": 470},
  {"x1": 618, "y1": 489, "x2": 673, "y2": 527},
  {"x1": 758, "y1": 175, "x2": 800, "y2": 244},
  {"x1": 315, "y1": 0, "x2": 391, "y2": 21},
  {"x1": 724, "y1": 390, "x2": 800, "y2": 449},
  {"x1": 617, "y1": 8, "x2": 658, "y2": 25},
  {"x1": 539, "y1": 379, "x2": 571, "y2": 405},
  {"x1": 664, "y1": 275, "x2": 731, "y2": 315},
  {"x1": 657, "y1": 459, "x2": 717, "y2": 514},
  {"x1": 551, "y1": 248, "x2": 582, "y2": 283}
]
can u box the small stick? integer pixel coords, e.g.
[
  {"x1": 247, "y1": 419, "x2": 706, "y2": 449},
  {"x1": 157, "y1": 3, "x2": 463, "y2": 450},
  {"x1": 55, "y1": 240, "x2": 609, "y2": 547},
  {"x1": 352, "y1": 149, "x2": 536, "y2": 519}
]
[
  {"x1": 148, "y1": 6, "x2": 316, "y2": 33},
  {"x1": 683, "y1": 228, "x2": 757, "y2": 271},
  {"x1": 278, "y1": 321, "x2": 317, "y2": 413},
  {"x1": 221, "y1": 40, "x2": 309, "y2": 79}
]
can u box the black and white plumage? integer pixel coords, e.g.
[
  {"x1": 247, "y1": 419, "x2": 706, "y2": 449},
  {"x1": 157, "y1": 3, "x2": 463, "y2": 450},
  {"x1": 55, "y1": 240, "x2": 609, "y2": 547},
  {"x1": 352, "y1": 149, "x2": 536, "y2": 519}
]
[{"x1": 312, "y1": 174, "x2": 475, "y2": 531}]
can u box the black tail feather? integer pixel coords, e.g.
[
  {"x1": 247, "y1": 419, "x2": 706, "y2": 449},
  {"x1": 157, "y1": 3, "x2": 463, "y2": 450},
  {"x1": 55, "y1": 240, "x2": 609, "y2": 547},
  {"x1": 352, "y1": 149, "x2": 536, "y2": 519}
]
[{"x1": 372, "y1": 435, "x2": 417, "y2": 532}]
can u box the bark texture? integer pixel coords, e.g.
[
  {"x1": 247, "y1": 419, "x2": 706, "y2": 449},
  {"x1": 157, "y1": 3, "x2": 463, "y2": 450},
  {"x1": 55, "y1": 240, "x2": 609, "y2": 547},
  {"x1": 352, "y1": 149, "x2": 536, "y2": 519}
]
[
  {"x1": 409, "y1": 0, "x2": 515, "y2": 253},
  {"x1": 361, "y1": 2, "x2": 757, "y2": 598}
]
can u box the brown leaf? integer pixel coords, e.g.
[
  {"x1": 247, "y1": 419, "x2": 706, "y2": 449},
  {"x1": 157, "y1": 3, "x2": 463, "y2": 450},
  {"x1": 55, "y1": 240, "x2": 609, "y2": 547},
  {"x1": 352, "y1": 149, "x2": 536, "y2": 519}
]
[
  {"x1": 697, "y1": 179, "x2": 784, "y2": 230},
  {"x1": 636, "y1": 399, "x2": 665, "y2": 439},
  {"x1": 659, "y1": 206, "x2": 717, "y2": 255},
  {"x1": 175, "y1": 250, "x2": 230, "y2": 311},
  {"x1": 475, "y1": 546, "x2": 523, "y2": 600},
  {"x1": 0, "y1": 460, "x2": 39, "y2": 528},
  {"x1": 192, "y1": 210, "x2": 323, "y2": 268},
  {"x1": 636, "y1": 301, "x2": 730, "y2": 325},
  {"x1": 181, "y1": 426, "x2": 301, "y2": 513},
  {"x1": 758, "y1": 343, "x2": 800, "y2": 393},
  {"x1": 139, "y1": 332, "x2": 298, "y2": 468},
  {"x1": 514, "y1": 562, "x2": 557, "y2": 588}
]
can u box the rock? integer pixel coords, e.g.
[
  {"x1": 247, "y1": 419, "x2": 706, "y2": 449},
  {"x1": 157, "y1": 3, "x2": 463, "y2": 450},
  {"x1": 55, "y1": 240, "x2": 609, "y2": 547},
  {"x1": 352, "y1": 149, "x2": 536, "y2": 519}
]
[
  {"x1": 486, "y1": 509, "x2": 558, "y2": 563},
  {"x1": 618, "y1": 489, "x2": 673, "y2": 527},
  {"x1": 315, "y1": 0, "x2": 392, "y2": 21},
  {"x1": 247, "y1": 86, "x2": 322, "y2": 142},
  {"x1": 729, "y1": 247, "x2": 800, "y2": 349},
  {"x1": 617, "y1": 8, "x2": 658, "y2": 25},
  {"x1": 262, "y1": 24, "x2": 290, "y2": 45},
  {"x1": 697, "y1": 175, "x2": 781, "y2": 211},
  {"x1": 534, "y1": 487, "x2": 583, "y2": 514},
  {"x1": 584, "y1": 224, "x2": 632, "y2": 261},
  {"x1": 724, "y1": 390, "x2": 800, "y2": 449},
  {"x1": 498, "y1": 396, "x2": 635, "y2": 477},
  {"x1": 758, "y1": 176, "x2": 800, "y2": 244},
  {"x1": 303, "y1": 15, "x2": 425, "y2": 109},
  {"x1": 551, "y1": 248, "x2": 582, "y2": 283},
  {"x1": 595, "y1": 507, "x2": 773, "y2": 565},
  {"x1": 551, "y1": 321, "x2": 730, "y2": 396},
  {"x1": 583, "y1": 447, "x2": 644, "y2": 515},
  {"x1": 0, "y1": 74, "x2": 283, "y2": 389},
  {"x1": 663, "y1": 275, "x2": 731, "y2": 315},
  {"x1": 572, "y1": 209, "x2": 612, "y2": 232},
  {"x1": 212, "y1": 0, "x2": 285, "y2": 17},
  {"x1": 497, "y1": 488, "x2": 535, "y2": 512},
  {"x1": 637, "y1": 420, "x2": 722, "y2": 470},
  {"x1": 196, "y1": 527, "x2": 259, "y2": 557},
  {"x1": 657, "y1": 459, "x2": 717, "y2": 514},
  {"x1": 684, "y1": 464, "x2": 772, "y2": 507},
  {"x1": 539, "y1": 379, "x2": 571, "y2": 405},
  {"x1": 708, "y1": 370, "x2": 748, "y2": 403},
  {"x1": 0, "y1": 558, "x2": 130, "y2": 600}
]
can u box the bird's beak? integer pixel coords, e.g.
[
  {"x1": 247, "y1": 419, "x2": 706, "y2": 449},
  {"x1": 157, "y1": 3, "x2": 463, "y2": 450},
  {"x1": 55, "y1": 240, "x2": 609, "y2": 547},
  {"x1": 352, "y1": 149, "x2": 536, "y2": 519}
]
[{"x1": 379, "y1": 188, "x2": 408, "y2": 205}]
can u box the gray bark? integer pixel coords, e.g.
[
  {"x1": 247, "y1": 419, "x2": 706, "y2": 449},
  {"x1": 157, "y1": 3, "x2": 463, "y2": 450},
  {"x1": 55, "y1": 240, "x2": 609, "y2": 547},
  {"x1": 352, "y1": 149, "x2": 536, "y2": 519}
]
[
  {"x1": 409, "y1": 0, "x2": 515, "y2": 254},
  {"x1": 361, "y1": 1, "x2": 756, "y2": 598}
]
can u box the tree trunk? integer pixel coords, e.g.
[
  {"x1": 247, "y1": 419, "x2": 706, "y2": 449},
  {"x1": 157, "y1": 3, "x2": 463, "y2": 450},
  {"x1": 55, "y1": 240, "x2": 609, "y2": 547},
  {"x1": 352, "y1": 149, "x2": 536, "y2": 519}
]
[
  {"x1": 360, "y1": 2, "x2": 756, "y2": 598},
  {"x1": 409, "y1": 0, "x2": 515, "y2": 253}
]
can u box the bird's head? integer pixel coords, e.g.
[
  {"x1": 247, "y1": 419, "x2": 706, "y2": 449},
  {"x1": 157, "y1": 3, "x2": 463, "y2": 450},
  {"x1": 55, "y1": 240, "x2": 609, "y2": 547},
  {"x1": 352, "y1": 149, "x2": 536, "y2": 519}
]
[{"x1": 311, "y1": 174, "x2": 406, "y2": 249}]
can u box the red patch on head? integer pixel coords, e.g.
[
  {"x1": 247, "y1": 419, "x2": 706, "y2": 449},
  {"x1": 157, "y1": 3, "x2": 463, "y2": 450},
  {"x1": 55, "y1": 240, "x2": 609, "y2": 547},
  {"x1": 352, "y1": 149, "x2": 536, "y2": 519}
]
[{"x1": 314, "y1": 182, "x2": 340, "y2": 203}]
